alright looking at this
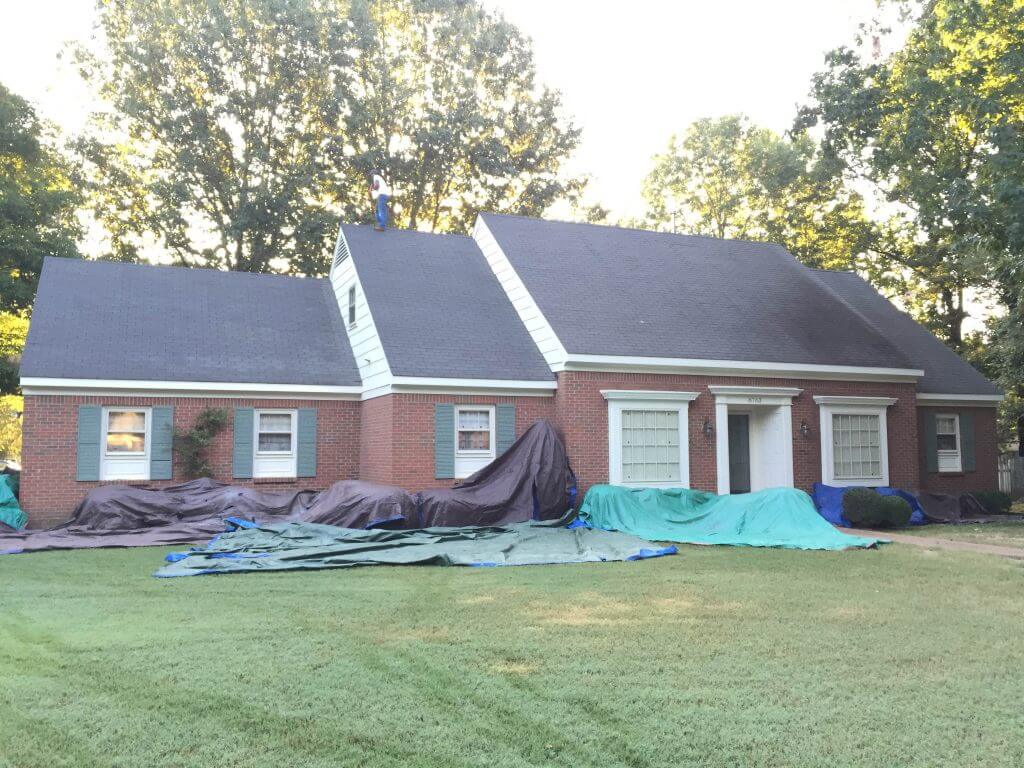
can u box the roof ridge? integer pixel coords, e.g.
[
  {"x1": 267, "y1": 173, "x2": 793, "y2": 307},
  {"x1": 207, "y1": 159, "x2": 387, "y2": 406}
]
[{"x1": 480, "y1": 212, "x2": 791, "y2": 250}]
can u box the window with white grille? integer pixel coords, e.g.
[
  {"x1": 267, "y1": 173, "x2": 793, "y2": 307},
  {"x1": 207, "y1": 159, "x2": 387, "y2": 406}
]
[
  {"x1": 935, "y1": 414, "x2": 961, "y2": 472},
  {"x1": 831, "y1": 413, "x2": 882, "y2": 481},
  {"x1": 621, "y1": 410, "x2": 681, "y2": 483}
]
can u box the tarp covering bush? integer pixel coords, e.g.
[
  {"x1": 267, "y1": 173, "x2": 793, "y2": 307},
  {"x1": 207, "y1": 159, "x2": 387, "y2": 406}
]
[{"x1": 579, "y1": 485, "x2": 884, "y2": 550}]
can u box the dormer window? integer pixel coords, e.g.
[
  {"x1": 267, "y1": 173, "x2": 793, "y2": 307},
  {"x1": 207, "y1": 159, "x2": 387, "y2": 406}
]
[{"x1": 348, "y1": 285, "x2": 356, "y2": 327}]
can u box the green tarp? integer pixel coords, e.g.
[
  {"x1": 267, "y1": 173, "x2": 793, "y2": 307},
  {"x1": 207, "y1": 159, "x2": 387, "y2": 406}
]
[
  {"x1": 155, "y1": 517, "x2": 677, "y2": 577},
  {"x1": 579, "y1": 485, "x2": 885, "y2": 550},
  {"x1": 0, "y1": 474, "x2": 25, "y2": 531}
]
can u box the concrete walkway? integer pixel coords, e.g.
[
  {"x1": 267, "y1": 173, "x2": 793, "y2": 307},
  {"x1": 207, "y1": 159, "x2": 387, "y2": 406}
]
[{"x1": 838, "y1": 528, "x2": 1024, "y2": 560}]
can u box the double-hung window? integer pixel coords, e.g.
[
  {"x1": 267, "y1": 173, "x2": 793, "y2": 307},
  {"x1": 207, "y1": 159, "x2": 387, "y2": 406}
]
[
  {"x1": 454, "y1": 406, "x2": 495, "y2": 478},
  {"x1": 603, "y1": 391, "x2": 698, "y2": 488},
  {"x1": 101, "y1": 407, "x2": 151, "y2": 481},
  {"x1": 253, "y1": 409, "x2": 297, "y2": 478},
  {"x1": 815, "y1": 396, "x2": 896, "y2": 487},
  {"x1": 935, "y1": 414, "x2": 962, "y2": 472}
]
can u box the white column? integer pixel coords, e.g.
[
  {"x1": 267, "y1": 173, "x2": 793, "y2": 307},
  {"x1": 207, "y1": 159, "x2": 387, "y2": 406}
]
[
  {"x1": 779, "y1": 403, "x2": 794, "y2": 488},
  {"x1": 715, "y1": 400, "x2": 730, "y2": 494}
]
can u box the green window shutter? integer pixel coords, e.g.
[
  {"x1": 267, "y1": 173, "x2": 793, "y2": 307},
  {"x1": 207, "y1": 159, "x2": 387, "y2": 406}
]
[
  {"x1": 150, "y1": 406, "x2": 174, "y2": 480},
  {"x1": 434, "y1": 404, "x2": 455, "y2": 479},
  {"x1": 232, "y1": 407, "x2": 254, "y2": 479},
  {"x1": 496, "y1": 404, "x2": 516, "y2": 455},
  {"x1": 76, "y1": 405, "x2": 102, "y2": 481},
  {"x1": 924, "y1": 412, "x2": 938, "y2": 473},
  {"x1": 961, "y1": 412, "x2": 976, "y2": 472},
  {"x1": 296, "y1": 408, "x2": 317, "y2": 478}
]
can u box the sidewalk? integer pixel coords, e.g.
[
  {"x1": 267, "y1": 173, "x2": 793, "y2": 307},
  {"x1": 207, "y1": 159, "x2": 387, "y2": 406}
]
[{"x1": 838, "y1": 528, "x2": 1024, "y2": 560}]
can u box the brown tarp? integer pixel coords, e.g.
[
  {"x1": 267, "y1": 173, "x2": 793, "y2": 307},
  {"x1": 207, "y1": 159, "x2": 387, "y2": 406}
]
[
  {"x1": 0, "y1": 419, "x2": 576, "y2": 554},
  {"x1": 0, "y1": 478, "x2": 414, "y2": 554},
  {"x1": 914, "y1": 491, "x2": 990, "y2": 524},
  {"x1": 416, "y1": 420, "x2": 575, "y2": 527}
]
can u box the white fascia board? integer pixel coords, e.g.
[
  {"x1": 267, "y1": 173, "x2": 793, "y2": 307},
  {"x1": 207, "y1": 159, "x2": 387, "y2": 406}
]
[
  {"x1": 361, "y1": 376, "x2": 557, "y2": 400},
  {"x1": 708, "y1": 385, "x2": 803, "y2": 399},
  {"x1": 601, "y1": 389, "x2": 699, "y2": 402},
  {"x1": 916, "y1": 393, "x2": 1003, "y2": 407},
  {"x1": 20, "y1": 377, "x2": 362, "y2": 400},
  {"x1": 813, "y1": 395, "x2": 898, "y2": 407},
  {"x1": 472, "y1": 216, "x2": 568, "y2": 370},
  {"x1": 560, "y1": 354, "x2": 924, "y2": 382}
]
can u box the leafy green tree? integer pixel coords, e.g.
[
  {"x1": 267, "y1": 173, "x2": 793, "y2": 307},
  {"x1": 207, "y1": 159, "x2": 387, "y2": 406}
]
[
  {"x1": 79, "y1": 0, "x2": 583, "y2": 273},
  {"x1": 0, "y1": 82, "x2": 81, "y2": 312},
  {"x1": 77, "y1": 0, "x2": 354, "y2": 274},
  {"x1": 322, "y1": 0, "x2": 583, "y2": 233},
  {"x1": 796, "y1": 0, "x2": 1024, "y2": 350},
  {"x1": 643, "y1": 115, "x2": 870, "y2": 271}
]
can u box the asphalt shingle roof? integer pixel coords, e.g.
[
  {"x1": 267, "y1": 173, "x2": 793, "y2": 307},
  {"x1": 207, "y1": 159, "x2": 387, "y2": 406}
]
[
  {"x1": 21, "y1": 257, "x2": 361, "y2": 387},
  {"x1": 480, "y1": 213, "x2": 916, "y2": 371},
  {"x1": 341, "y1": 224, "x2": 553, "y2": 381},
  {"x1": 807, "y1": 268, "x2": 1000, "y2": 396}
]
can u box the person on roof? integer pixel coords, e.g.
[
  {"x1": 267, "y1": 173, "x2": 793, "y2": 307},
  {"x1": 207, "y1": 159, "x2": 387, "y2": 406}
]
[{"x1": 369, "y1": 169, "x2": 392, "y2": 231}]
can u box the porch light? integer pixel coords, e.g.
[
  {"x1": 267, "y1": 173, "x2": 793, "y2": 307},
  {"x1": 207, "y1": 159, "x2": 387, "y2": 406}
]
[
  {"x1": 702, "y1": 419, "x2": 714, "y2": 439},
  {"x1": 800, "y1": 420, "x2": 811, "y2": 438}
]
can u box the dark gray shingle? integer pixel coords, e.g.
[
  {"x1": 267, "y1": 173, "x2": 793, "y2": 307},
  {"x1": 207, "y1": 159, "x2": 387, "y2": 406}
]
[
  {"x1": 807, "y1": 268, "x2": 1000, "y2": 395},
  {"x1": 342, "y1": 224, "x2": 553, "y2": 381},
  {"x1": 21, "y1": 257, "x2": 360, "y2": 386},
  {"x1": 481, "y1": 213, "x2": 915, "y2": 370}
]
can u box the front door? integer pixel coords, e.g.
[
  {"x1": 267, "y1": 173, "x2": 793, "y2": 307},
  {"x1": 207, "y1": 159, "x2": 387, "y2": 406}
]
[{"x1": 728, "y1": 414, "x2": 751, "y2": 494}]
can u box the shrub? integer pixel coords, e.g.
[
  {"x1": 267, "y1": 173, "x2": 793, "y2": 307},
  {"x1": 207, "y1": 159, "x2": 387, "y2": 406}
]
[
  {"x1": 174, "y1": 408, "x2": 228, "y2": 478},
  {"x1": 842, "y1": 488, "x2": 913, "y2": 528},
  {"x1": 969, "y1": 490, "x2": 1012, "y2": 516}
]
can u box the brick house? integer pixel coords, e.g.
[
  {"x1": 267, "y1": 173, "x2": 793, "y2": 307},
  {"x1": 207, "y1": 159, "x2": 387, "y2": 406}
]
[{"x1": 18, "y1": 214, "x2": 1002, "y2": 526}]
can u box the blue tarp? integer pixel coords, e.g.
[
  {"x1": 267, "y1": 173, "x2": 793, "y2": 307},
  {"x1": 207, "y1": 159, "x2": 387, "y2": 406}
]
[{"x1": 812, "y1": 483, "x2": 926, "y2": 527}]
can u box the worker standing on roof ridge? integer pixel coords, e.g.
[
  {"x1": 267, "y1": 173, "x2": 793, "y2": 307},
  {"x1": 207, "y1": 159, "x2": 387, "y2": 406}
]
[{"x1": 369, "y1": 168, "x2": 391, "y2": 231}]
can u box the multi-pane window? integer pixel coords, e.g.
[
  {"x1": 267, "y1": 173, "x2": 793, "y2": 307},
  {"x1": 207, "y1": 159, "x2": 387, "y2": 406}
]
[
  {"x1": 457, "y1": 409, "x2": 492, "y2": 452},
  {"x1": 936, "y1": 414, "x2": 962, "y2": 472},
  {"x1": 621, "y1": 409, "x2": 681, "y2": 483},
  {"x1": 106, "y1": 410, "x2": 147, "y2": 454},
  {"x1": 348, "y1": 285, "x2": 357, "y2": 326},
  {"x1": 257, "y1": 412, "x2": 294, "y2": 453},
  {"x1": 831, "y1": 413, "x2": 881, "y2": 481}
]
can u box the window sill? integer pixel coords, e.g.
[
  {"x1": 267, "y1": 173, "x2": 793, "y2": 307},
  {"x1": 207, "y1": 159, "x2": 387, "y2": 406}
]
[
  {"x1": 931, "y1": 471, "x2": 968, "y2": 477},
  {"x1": 253, "y1": 477, "x2": 299, "y2": 484}
]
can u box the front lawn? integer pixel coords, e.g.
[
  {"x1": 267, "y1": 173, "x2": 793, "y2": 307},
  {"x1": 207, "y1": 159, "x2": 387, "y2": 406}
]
[{"x1": 2, "y1": 543, "x2": 1023, "y2": 767}]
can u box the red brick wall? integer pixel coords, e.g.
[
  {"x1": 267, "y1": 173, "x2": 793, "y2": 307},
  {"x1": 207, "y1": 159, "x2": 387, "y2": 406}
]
[
  {"x1": 360, "y1": 393, "x2": 557, "y2": 491},
  {"x1": 917, "y1": 405, "x2": 999, "y2": 494},
  {"x1": 21, "y1": 395, "x2": 361, "y2": 527},
  {"x1": 551, "y1": 371, "x2": 920, "y2": 498}
]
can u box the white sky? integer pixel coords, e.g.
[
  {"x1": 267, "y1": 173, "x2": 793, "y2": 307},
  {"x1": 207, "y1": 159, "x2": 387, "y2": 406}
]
[{"x1": 1, "y1": 0, "x2": 885, "y2": 221}]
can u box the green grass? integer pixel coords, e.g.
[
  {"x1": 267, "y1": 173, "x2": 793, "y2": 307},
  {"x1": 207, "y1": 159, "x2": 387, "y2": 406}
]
[
  {"x1": 894, "y1": 521, "x2": 1024, "y2": 549},
  {"x1": 2, "y1": 544, "x2": 1023, "y2": 767}
]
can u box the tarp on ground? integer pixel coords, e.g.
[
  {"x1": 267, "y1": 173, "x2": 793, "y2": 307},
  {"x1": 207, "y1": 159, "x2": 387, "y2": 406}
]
[
  {"x1": 415, "y1": 420, "x2": 575, "y2": 527},
  {"x1": 154, "y1": 517, "x2": 676, "y2": 577},
  {"x1": 0, "y1": 478, "x2": 415, "y2": 554},
  {"x1": 579, "y1": 485, "x2": 884, "y2": 550},
  {"x1": 914, "y1": 491, "x2": 988, "y2": 524},
  {"x1": 812, "y1": 483, "x2": 927, "y2": 527},
  {"x1": 0, "y1": 474, "x2": 25, "y2": 531}
]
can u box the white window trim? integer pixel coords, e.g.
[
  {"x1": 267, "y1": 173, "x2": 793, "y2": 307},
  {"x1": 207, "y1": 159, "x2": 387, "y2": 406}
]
[
  {"x1": 602, "y1": 390, "x2": 699, "y2": 488},
  {"x1": 253, "y1": 409, "x2": 298, "y2": 478},
  {"x1": 100, "y1": 407, "x2": 151, "y2": 481},
  {"x1": 936, "y1": 413, "x2": 963, "y2": 473},
  {"x1": 814, "y1": 396, "x2": 896, "y2": 487},
  {"x1": 454, "y1": 405, "x2": 496, "y2": 479},
  {"x1": 347, "y1": 285, "x2": 357, "y2": 328}
]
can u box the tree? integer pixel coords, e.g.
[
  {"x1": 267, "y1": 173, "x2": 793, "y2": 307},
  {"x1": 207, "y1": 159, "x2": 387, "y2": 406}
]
[
  {"x1": 77, "y1": 0, "x2": 355, "y2": 275},
  {"x1": 79, "y1": 0, "x2": 583, "y2": 274},
  {"x1": 0, "y1": 82, "x2": 81, "y2": 313},
  {"x1": 796, "y1": 0, "x2": 1024, "y2": 350},
  {"x1": 643, "y1": 115, "x2": 870, "y2": 271},
  {"x1": 339, "y1": 0, "x2": 583, "y2": 234}
]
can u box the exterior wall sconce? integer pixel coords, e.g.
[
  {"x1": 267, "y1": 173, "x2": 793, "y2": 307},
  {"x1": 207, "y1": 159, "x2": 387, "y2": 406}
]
[
  {"x1": 800, "y1": 420, "x2": 811, "y2": 438},
  {"x1": 703, "y1": 419, "x2": 714, "y2": 439}
]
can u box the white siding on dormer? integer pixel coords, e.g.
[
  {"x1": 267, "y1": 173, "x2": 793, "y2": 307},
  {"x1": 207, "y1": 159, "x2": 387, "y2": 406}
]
[
  {"x1": 329, "y1": 228, "x2": 393, "y2": 395},
  {"x1": 472, "y1": 217, "x2": 567, "y2": 370}
]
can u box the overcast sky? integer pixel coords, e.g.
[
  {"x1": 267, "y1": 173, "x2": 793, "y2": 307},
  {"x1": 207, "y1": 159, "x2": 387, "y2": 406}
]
[{"x1": 1, "y1": 0, "x2": 886, "y2": 220}]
